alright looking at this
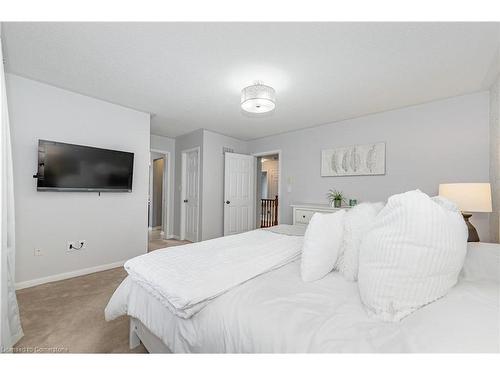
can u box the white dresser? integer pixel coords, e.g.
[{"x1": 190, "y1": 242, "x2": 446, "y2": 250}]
[{"x1": 291, "y1": 203, "x2": 349, "y2": 225}]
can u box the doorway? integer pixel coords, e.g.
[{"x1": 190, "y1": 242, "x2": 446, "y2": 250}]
[
  {"x1": 148, "y1": 150, "x2": 170, "y2": 251},
  {"x1": 151, "y1": 157, "x2": 164, "y2": 228},
  {"x1": 254, "y1": 152, "x2": 280, "y2": 228},
  {"x1": 181, "y1": 147, "x2": 200, "y2": 242}
]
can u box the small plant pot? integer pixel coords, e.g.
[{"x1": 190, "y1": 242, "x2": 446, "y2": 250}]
[{"x1": 333, "y1": 199, "x2": 342, "y2": 208}]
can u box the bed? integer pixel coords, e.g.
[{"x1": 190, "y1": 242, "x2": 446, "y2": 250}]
[{"x1": 105, "y1": 227, "x2": 500, "y2": 353}]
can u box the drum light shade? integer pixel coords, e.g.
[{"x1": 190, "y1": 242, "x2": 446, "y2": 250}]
[
  {"x1": 438, "y1": 183, "x2": 492, "y2": 212},
  {"x1": 241, "y1": 82, "x2": 276, "y2": 114}
]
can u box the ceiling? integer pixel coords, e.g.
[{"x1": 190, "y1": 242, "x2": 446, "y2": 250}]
[{"x1": 3, "y1": 22, "x2": 500, "y2": 140}]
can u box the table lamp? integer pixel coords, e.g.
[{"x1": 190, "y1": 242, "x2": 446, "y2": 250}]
[{"x1": 438, "y1": 183, "x2": 492, "y2": 242}]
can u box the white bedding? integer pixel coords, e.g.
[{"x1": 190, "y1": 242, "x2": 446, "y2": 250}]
[
  {"x1": 263, "y1": 224, "x2": 306, "y2": 236},
  {"x1": 105, "y1": 242, "x2": 500, "y2": 353},
  {"x1": 120, "y1": 228, "x2": 303, "y2": 318}
]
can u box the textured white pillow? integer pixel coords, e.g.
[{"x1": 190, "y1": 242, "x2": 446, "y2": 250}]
[
  {"x1": 335, "y1": 202, "x2": 384, "y2": 281},
  {"x1": 358, "y1": 190, "x2": 468, "y2": 322},
  {"x1": 301, "y1": 210, "x2": 346, "y2": 282}
]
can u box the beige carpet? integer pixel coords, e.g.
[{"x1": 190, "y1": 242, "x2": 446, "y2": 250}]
[
  {"x1": 148, "y1": 229, "x2": 190, "y2": 251},
  {"x1": 149, "y1": 238, "x2": 191, "y2": 251},
  {"x1": 14, "y1": 238, "x2": 189, "y2": 354}
]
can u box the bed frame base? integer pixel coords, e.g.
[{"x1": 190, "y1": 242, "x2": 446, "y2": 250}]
[{"x1": 129, "y1": 317, "x2": 172, "y2": 353}]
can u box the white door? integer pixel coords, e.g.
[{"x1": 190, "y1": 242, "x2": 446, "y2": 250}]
[
  {"x1": 224, "y1": 152, "x2": 256, "y2": 236},
  {"x1": 182, "y1": 148, "x2": 199, "y2": 242}
]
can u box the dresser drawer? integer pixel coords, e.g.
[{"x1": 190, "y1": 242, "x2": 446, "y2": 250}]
[
  {"x1": 292, "y1": 204, "x2": 347, "y2": 225},
  {"x1": 294, "y1": 209, "x2": 315, "y2": 224}
]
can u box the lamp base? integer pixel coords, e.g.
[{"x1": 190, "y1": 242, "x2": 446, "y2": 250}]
[{"x1": 462, "y1": 213, "x2": 480, "y2": 242}]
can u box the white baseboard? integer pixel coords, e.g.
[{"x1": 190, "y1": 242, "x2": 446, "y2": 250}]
[{"x1": 15, "y1": 260, "x2": 127, "y2": 290}]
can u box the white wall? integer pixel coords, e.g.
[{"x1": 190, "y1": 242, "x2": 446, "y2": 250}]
[
  {"x1": 202, "y1": 130, "x2": 248, "y2": 240},
  {"x1": 490, "y1": 75, "x2": 500, "y2": 243},
  {"x1": 248, "y1": 92, "x2": 491, "y2": 241},
  {"x1": 150, "y1": 134, "x2": 176, "y2": 237},
  {"x1": 7, "y1": 74, "x2": 150, "y2": 286}
]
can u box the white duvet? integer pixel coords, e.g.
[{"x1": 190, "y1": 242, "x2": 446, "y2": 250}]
[
  {"x1": 117, "y1": 227, "x2": 303, "y2": 318},
  {"x1": 105, "y1": 241, "x2": 500, "y2": 353}
]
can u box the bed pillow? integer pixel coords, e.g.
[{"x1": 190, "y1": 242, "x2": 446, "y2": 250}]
[
  {"x1": 358, "y1": 190, "x2": 468, "y2": 322},
  {"x1": 334, "y1": 202, "x2": 384, "y2": 281},
  {"x1": 301, "y1": 210, "x2": 346, "y2": 282},
  {"x1": 460, "y1": 242, "x2": 500, "y2": 283}
]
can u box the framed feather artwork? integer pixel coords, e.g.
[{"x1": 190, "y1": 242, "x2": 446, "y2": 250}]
[{"x1": 321, "y1": 142, "x2": 386, "y2": 176}]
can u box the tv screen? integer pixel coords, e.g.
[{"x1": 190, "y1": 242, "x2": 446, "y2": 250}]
[{"x1": 36, "y1": 140, "x2": 134, "y2": 192}]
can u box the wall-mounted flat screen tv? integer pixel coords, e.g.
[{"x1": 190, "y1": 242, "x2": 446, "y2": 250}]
[{"x1": 36, "y1": 140, "x2": 134, "y2": 192}]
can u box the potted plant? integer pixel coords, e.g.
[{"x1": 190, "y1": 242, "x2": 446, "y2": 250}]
[{"x1": 327, "y1": 189, "x2": 345, "y2": 208}]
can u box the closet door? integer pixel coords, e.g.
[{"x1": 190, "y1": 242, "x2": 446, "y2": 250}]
[
  {"x1": 181, "y1": 148, "x2": 199, "y2": 242},
  {"x1": 224, "y1": 152, "x2": 256, "y2": 236}
]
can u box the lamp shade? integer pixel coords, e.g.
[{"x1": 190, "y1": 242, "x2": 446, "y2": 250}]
[
  {"x1": 438, "y1": 183, "x2": 492, "y2": 213},
  {"x1": 241, "y1": 82, "x2": 276, "y2": 114}
]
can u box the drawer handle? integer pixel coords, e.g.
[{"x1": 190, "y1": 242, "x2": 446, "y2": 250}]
[{"x1": 302, "y1": 215, "x2": 306, "y2": 218}]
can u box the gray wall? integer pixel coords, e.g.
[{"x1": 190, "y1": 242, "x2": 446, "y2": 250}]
[
  {"x1": 202, "y1": 130, "x2": 248, "y2": 240},
  {"x1": 490, "y1": 75, "x2": 500, "y2": 243},
  {"x1": 248, "y1": 92, "x2": 491, "y2": 241},
  {"x1": 150, "y1": 135, "x2": 175, "y2": 237},
  {"x1": 174, "y1": 129, "x2": 204, "y2": 239},
  {"x1": 172, "y1": 129, "x2": 248, "y2": 240},
  {"x1": 8, "y1": 74, "x2": 150, "y2": 285}
]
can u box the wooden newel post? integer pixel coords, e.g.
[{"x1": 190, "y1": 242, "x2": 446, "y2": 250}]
[{"x1": 273, "y1": 195, "x2": 278, "y2": 226}]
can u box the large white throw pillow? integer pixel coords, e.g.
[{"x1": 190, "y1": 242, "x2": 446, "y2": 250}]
[
  {"x1": 358, "y1": 190, "x2": 468, "y2": 322},
  {"x1": 335, "y1": 202, "x2": 384, "y2": 281},
  {"x1": 301, "y1": 210, "x2": 346, "y2": 282}
]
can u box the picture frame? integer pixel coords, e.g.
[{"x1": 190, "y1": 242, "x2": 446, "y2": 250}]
[{"x1": 321, "y1": 142, "x2": 386, "y2": 177}]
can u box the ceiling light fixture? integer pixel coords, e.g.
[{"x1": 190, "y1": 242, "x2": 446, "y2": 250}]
[{"x1": 241, "y1": 81, "x2": 276, "y2": 114}]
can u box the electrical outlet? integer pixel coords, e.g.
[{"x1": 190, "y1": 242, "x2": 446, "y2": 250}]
[
  {"x1": 78, "y1": 240, "x2": 86, "y2": 250},
  {"x1": 67, "y1": 240, "x2": 86, "y2": 252},
  {"x1": 34, "y1": 248, "x2": 43, "y2": 256}
]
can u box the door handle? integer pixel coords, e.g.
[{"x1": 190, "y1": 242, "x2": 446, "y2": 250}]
[
  {"x1": 183, "y1": 199, "x2": 188, "y2": 203},
  {"x1": 226, "y1": 200, "x2": 230, "y2": 204}
]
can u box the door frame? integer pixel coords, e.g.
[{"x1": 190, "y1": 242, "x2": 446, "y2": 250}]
[
  {"x1": 252, "y1": 149, "x2": 282, "y2": 225},
  {"x1": 180, "y1": 146, "x2": 201, "y2": 242},
  {"x1": 149, "y1": 149, "x2": 171, "y2": 239}
]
